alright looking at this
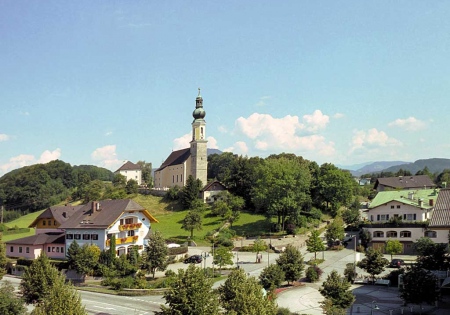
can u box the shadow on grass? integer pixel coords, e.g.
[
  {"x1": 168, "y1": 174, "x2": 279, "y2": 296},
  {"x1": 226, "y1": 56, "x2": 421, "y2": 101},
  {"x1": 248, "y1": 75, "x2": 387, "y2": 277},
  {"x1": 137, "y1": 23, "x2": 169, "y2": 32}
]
[{"x1": 231, "y1": 219, "x2": 272, "y2": 237}]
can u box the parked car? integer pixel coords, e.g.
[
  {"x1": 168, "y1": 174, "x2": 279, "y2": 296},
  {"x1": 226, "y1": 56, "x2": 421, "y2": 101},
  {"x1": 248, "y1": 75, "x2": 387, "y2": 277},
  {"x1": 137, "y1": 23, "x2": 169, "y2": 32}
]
[
  {"x1": 184, "y1": 255, "x2": 203, "y2": 264},
  {"x1": 389, "y1": 259, "x2": 404, "y2": 268}
]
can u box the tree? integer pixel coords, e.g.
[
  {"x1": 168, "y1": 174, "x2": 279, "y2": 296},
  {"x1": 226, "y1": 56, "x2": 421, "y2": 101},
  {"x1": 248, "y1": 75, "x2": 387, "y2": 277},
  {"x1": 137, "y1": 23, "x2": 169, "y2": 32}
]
[
  {"x1": 137, "y1": 160, "x2": 153, "y2": 186},
  {"x1": 143, "y1": 231, "x2": 168, "y2": 278},
  {"x1": 343, "y1": 263, "x2": 357, "y2": 283},
  {"x1": 341, "y1": 199, "x2": 360, "y2": 226},
  {"x1": 83, "y1": 179, "x2": 104, "y2": 202},
  {"x1": 359, "y1": 229, "x2": 372, "y2": 250},
  {"x1": 0, "y1": 234, "x2": 6, "y2": 280},
  {"x1": 181, "y1": 175, "x2": 203, "y2": 209},
  {"x1": 306, "y1": 230, "x2": 326, "y2": 260},
  {"x1": 385, "y1": 239, "x2": 403, "y2": 260},
  {"x1": 182, "y1": 210, "x2": 202, "y2": 238},
  {"x1": 75, "y1": 244, "x2": 101, "y2": 276},
  {"x1": 325, "y1": 217, "x2": 345, "y2": 246},
  {"x1": 112, "y1": 173, "x2": 127, "y2": 188},
  {"x1": 0, "y1": 281, "x2": 27, "y2": 315},
  {"x1": 30, "y1": 271, "x2": 87, "y2": 315},
  {"x1": 414, "y1": 239, "x2": 449, "y2": 271},
  {"x1": 259, "y1": 264, "x2": 285, "y2": 291},
  {"x1": 219, "y1": 268, "x2": 277, "y2": 315},
  {"x1": 319, "y1": 270, "x2": 355, "y2": 309},
  {"x1": 357, "y1": 248, "x2": 389, "y2": 283},
  {"x1": 276, "y1": 244, "x2": 304, "y2": 284},
  {"x1": 413, "y1": 237, "x2": 435, "y2": 256},
  {"x1": 125, "y1": 179, "x2": 139, "y2": 194},
  {"x1": 212, "y1": 246, "x2": 234, "y2": 273},
  {"x1": 321, "y1": 298, "x2": 347, "y2": 315},
  {"x1": 66, "y1": 240, "x2": 81, "y2": 270},
  {"x1": 20, "y1": 253, "x2": 61, "y2": 304},
  {"x1": 400, "y1": 266, "x2": 439, "y2": 307},
  {"x1": 156, "y1": 264, "x2": 219, "y2": 315}
]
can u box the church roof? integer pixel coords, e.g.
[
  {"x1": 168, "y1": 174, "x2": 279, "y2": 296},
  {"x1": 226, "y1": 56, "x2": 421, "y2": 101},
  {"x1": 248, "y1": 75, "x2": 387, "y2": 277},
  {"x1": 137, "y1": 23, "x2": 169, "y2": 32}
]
[
  {"x1": 115, "y1": 161, "x2": 141, "y2": 172},
  {"x1": 155, "y1": 148, "x2": 191, "y2": 172}
]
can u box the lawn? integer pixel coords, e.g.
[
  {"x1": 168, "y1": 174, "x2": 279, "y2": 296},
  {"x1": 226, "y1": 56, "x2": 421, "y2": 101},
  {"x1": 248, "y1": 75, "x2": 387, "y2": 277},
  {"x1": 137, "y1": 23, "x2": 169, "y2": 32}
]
[{"x1": 1, "y1": 210, "x2": 43, "y2": 242}]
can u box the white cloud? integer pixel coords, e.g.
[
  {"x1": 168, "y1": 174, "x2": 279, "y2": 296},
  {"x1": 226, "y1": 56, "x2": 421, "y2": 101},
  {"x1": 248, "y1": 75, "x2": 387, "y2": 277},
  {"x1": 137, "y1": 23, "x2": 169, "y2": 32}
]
[
  {"x1": 91, "y1": 145, "x2": 121, "y2": 170},
  {"x1": 173, "y1": 133, "x2": 191, "y2": 150},
  {"x1": 0, "y1": 134, "x2": 10, "y2": 142},
  {"x1": 0, "y1": 148, "x2": 61, "y2": 176},
  {"x1": 350, "y1": 128, "x2": 402, "y2": 155},
  {"x1": 38, "y1": 149, "x2": 61, "y2": 163},
  {"x1": 334, "y1": 113, "x2": 344, "y2": 119},
  {"x1": 224, "y1": 141, "x2": 249, "y2": 155},
  {"x1": 207, "y1": 136, "x2": 219, "y2": 149},
  {"x1": 218, "y1": 126, "x2": 228, "y2": 134},
  {"x1": 234, "y1": 111, "x2": 334, "y2": 156},
  {"x1": 388, "y1": 116, "x2": 427, "y2": 131}
]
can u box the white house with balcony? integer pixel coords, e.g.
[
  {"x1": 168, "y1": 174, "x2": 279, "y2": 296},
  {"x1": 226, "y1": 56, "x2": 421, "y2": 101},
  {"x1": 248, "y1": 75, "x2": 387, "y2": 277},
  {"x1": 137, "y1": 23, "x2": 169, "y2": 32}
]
[
  {"x1": 59, "y1": 199, "x2": 158, "y2": 256},
  {"x1": 362, "y1": 188, "x2": 439, "y2": 254}
]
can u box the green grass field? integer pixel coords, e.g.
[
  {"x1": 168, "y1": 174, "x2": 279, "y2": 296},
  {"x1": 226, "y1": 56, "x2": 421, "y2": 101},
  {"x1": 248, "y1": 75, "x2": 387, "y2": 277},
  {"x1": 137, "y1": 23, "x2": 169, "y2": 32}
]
[{"x1": 1, "y1": 194, "x2": 271, "y2": 245}]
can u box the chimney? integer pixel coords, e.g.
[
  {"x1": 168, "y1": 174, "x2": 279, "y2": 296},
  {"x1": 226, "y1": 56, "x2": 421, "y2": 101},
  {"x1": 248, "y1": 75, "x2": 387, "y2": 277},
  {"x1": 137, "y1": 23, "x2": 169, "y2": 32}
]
[
  {"x1": 91, "y1": 201, "x2": 101, "y2": 211},
  {"x1": 429, "y1": 199, "x2": 434, "y2": 206},
  {"x1": 418, "y1": 198, "x2": 423, "y2": 207},
  {"x1": 408, "y1": 192, "x2": 414, "y2": 200}
]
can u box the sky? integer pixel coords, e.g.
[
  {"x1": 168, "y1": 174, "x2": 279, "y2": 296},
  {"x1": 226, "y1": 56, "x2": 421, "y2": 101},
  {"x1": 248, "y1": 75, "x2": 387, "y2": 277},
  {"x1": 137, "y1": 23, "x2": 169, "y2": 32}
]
[{"x1": 1, "y1": 1, "x2": 450, "y2": 176}]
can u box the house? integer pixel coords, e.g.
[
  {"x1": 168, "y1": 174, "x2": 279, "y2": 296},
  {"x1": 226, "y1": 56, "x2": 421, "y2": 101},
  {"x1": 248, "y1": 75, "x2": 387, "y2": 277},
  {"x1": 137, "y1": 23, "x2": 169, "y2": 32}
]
[
  {"x1": 154, "y1": 89, "x2": 207, "y2": 190},
  {"x1": 202, "y1": 180, "x2": 227, "y2": 203},
  {"x1": 427, "y1": 188, "x2": 450, "y2": 244},
  {"x1": 5, "y1": 199, "x2": 158, "y2": 259},
  {"x1": 361, "y1": 188, "x2": 438, "y2": 254},
  {"x1": 374, "y1": 175, "x2": 436, "y2": 192},
  {"x1": 115, "y1": 161, "x2": 142, "y2": 185},
  {"x1": 59, "y1": 199, "x2": 158, "y2": 256}
]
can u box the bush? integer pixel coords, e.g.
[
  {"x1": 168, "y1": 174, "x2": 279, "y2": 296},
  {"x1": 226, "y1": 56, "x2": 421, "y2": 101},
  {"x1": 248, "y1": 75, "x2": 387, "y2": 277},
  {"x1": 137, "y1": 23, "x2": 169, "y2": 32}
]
[
  {"x1": 307, "y1": 259, "x2": 324, "y2": 265},
  {"x1": 167, "y1": 246, "x2": 188, "y2": 256},
  {"x1": 329, "y1": 245, "x2": 344, "y2": 251},
  {"x1": 356, "y1": 245, "x2": 365, "y2": 253},
  {"x1": 277, "y1": 307, "x2": 296, "y2": 315},
  {"x1": 286, "y1": 223, "x2": 297, "y2": 235},
  {"x1": 306, "y1": 265, "x2": 323, "y2": 282}
]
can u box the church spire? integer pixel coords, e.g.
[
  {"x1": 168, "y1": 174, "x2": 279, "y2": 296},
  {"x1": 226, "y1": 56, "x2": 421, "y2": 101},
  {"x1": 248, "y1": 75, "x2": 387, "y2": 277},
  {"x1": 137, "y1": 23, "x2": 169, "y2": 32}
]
[{"x1": 193, "y1": 87, "x2": 206, "y2": 120}]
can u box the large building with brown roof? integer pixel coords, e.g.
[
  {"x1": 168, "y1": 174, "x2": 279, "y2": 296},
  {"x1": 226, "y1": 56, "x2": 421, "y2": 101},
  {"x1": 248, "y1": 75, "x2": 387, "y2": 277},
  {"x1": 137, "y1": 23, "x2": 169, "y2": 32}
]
[
  {"x1": 374, "y1": 175, "x2": 436, "y2": 192},
  {"x1": 5, "y1": 199, "x2": 158, "y2": 259},
  {"x1": 154, "y1": 89, "x2": 208, "y2": 189}
]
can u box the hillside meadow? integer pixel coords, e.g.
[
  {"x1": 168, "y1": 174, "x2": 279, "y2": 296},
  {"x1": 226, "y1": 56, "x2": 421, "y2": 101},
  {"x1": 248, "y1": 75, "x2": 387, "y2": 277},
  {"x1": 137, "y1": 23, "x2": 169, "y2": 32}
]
[{"x1": 2, "y1": 194, "x2": 270, "y2": 245}]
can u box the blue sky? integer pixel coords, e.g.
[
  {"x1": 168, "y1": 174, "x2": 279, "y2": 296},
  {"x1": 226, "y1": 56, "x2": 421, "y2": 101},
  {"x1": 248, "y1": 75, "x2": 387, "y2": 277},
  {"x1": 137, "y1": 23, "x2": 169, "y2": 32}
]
[{"x1": 1, "y1": 1, "x2": 450, "y2": 176}]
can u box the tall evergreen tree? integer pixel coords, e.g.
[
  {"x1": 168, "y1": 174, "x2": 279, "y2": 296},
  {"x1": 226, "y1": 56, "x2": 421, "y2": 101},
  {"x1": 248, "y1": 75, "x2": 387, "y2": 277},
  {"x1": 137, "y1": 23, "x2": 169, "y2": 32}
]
[
  {"x1": 319, "y1": 270, "x2": 355, "y2": 309},
  {"x1": 143, "y1": 231, "x2": 168, "y2": 278},
  {"x1": 0, "y1": 281, "x2": 27, "y2": 315},
  {"x1": 219, "y1": 268, "x2": 277, "y2": 315},
  {"x1": 181, "y1": 175, "x2": 202, "y2": 209},
  {"x1": 30, "y1": 271, "x2": 87, "y2": 315},
  {"x1": 66, "y1": 240, "x2": 81, "y2": 270},
  {"x1": 276, "y1": 244, "x2": 304, "y2": 284},
  {"x1": 20, "y1": 253, "x2": 61, "y2": 304},
  {"x1": 157, "y1": 264, "x2": 219, "y2": 315},
  {"x1": 306, "y1": 230, "x2": 326, "y2": 260}
]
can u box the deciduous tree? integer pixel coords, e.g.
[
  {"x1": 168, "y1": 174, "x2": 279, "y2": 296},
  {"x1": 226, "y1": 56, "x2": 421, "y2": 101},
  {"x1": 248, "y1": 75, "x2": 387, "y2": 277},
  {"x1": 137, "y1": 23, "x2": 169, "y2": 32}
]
[
  {"x1": 182, "y1": 210, "x2": 202, "y2": 238},
  {"x1": 400, "y1": 266, "x2": 439, "y2": 307},
  {"x1": 319, "y1": 270, "x2": 355, "y2": 309},
  {"x1": 143, "y1": 231, "x2": 168, "y2": 278},
  {"x1": 125, "y1": 179, "x2": 139, "y2": 194},
  {"x1": 306, "y1": 230, "x2": 326, "y2": 260},
  {"x1": 157, "y1": 264, "x2": 219, "y2": 315},
  {"x1": 259, "y1": 264, "x2": 285, "y2": 291},
  {"x1": 212, "y1": 246, "x2": 234, "y2": 273},
  {"x1": 276, "y1": 244, "x2": 304, "y2": 284},
  {"x1": 385, "y1": 239, "x2": 403, "y2": 260},
  {"x1": 325, "y1": 217, "x2": 345, "y2": 246},
  {"x1": 357, "y1": 248, "x2": 389, "y2": 283},
  {"x1": 219, "y1": 268, "x2": 277, "y2": 315}
]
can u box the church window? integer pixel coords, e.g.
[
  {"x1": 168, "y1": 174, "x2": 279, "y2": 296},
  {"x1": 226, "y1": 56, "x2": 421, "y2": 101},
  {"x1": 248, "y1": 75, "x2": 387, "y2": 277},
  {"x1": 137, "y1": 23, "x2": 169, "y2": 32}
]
[{"x1": 177, "y1": 175, "x2": 179, "y2": 182}]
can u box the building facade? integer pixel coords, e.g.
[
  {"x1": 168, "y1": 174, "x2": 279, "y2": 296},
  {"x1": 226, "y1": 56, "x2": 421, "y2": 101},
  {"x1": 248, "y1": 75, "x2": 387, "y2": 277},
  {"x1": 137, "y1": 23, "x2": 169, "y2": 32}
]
[{"x1": 115, "y1": 161, "x2": 142, "y2": 185}]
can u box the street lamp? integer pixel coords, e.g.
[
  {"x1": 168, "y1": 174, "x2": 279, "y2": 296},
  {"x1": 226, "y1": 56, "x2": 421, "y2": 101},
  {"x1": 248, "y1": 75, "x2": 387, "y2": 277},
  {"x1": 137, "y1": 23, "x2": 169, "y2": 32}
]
[{"x1": 371, "y1": 301, "x2": 380, "y2": 315}]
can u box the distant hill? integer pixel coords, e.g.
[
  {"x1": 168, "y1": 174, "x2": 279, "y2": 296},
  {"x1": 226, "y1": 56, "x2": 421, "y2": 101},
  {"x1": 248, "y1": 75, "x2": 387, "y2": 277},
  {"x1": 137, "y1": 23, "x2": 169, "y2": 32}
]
[
  {"x1": 382, "y1": 158, "x2": 450, "y2": 174},
  {"x1": 207, "y1": 148, "x2": 223, "y2": 156},
  {"x1": 341, "y1": 161, "x2": 410, "y2": 177}
]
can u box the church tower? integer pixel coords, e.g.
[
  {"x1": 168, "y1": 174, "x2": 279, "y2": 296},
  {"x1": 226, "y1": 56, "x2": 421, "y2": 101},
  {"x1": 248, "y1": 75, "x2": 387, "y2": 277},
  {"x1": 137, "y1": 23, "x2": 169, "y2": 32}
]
[{"x1": 190, "y1": 88, "x2": 208, "y2": 187}]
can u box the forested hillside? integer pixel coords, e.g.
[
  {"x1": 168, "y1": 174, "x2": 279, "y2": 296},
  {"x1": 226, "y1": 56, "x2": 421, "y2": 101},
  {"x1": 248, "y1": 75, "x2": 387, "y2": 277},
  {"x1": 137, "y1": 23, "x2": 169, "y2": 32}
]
[{"x1": 0, "y1": 160, "x2": 113, "y2": 216}]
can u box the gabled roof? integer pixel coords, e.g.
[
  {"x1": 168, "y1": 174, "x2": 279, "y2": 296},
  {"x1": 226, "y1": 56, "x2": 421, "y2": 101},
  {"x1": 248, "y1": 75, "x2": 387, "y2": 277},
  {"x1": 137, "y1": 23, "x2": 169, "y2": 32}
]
[
  {"x1": 58, "y1": 199, "x2": 158, "y2": 230},
  {"x1": 115, "y1": 161, "x2": 141, "y2": 172},
  {"x1": 368, "y1": 189, "x2": 438, "y2": 209},
  {"x1": 5, "y1": 232, "x2": 65, "y2": 246},
  {"x1": 202, "y1": 180, "x2": 227, "y2": 192},
  {"x1": 155, "y1": 148, "x2": 190, "y2": 172},
  {"x1": 29, "y1": 204, "x2": 83, "y2": 228},
  {"x1": 374, "y1": 175, "x2": 436, "y2": 190},
  {"x1": 429, "y1": 188, "x2": 450, "y2": 227}
]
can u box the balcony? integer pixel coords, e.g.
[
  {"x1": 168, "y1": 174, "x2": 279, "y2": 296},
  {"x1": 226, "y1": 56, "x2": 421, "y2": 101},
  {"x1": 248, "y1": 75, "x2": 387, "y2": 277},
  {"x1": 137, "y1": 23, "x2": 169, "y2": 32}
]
[
  {"x1": 119, "y1": 222, "x2": 142, "y2": 231},
  {"x1": 106, "y1": 235, "x2": 139, "y2": 246}
]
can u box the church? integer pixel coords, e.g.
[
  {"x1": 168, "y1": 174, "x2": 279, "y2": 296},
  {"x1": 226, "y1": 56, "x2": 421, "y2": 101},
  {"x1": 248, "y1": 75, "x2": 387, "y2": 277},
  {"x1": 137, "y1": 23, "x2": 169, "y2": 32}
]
[{"x1": 153, "y1": 89, "x2": 208, "y2": 189}]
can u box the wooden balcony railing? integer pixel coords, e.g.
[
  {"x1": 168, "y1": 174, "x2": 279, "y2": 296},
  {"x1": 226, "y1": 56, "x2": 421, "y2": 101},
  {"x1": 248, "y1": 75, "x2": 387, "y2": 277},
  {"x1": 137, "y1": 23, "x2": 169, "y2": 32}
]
[
  {"x1": 106, "y1": 235, "x2": 139, "y2": 246},
  {"x1": 118, "y1": 223, "x2": 142, "y2": 231}
]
